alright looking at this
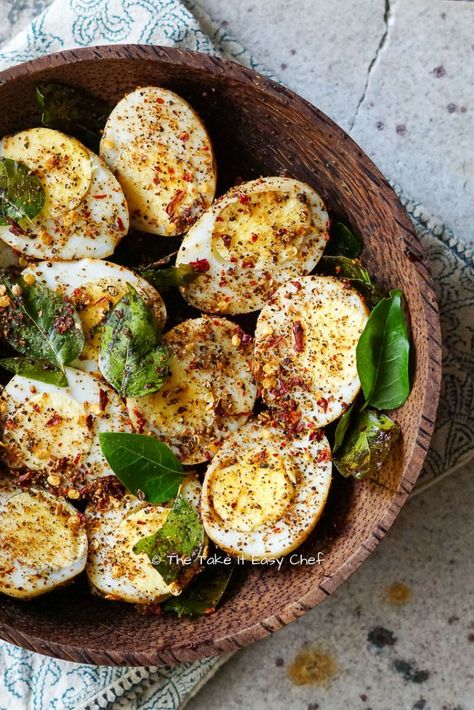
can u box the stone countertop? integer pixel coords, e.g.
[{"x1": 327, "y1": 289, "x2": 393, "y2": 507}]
[{"x1": 187, "y1": 2, "x2": 474, "y2": 709}]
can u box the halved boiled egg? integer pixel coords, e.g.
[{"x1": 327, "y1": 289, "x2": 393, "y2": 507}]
[
  {"x1": 100, "y1": 86, "x2": 216, "y2": 236},
  {"x1": 201, "y1": 416, "x2": 332, "y2": 560},
  {"x1": 176, "y1": 177, "x2": 329, "y2": 314},
  {"x1": 22, "y1": 259, "x2": 167, "y2": 372},
  {"x1": 0, "y1": 475, "x2": 87, "y2": 598},
  {"x1": 254, "y1": 276, "x2": 370, "y2": 430},
  {"x1": 127, "y1": 316, "x2": 256, "y2": 464},
  {"x1": 0, "y1": 127, "x2": 128, "y2": 260},
  {"x1": 0, "y1": 367, "x2": 132, "y2": 493},
  {"x1": 86, "y1": 474, "x2": 205, "y2": 604}
]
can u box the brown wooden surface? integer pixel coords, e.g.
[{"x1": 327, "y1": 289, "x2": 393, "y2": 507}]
[{"x1": 0, "y1": 45, "x2": 442, "y2": 667}]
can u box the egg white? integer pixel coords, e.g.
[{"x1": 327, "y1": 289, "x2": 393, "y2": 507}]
[
  {"x1": 22, "y1": 259, "x2": 167, "y2": 372},
  {"x1": 0, "y1": 128, "x2": 128, "y2": 260},
  {"x1": 0, "y1": 475, "x2": 87, "y2": 599},
  {"x1": 86, "y1": 474, "x2": 205, "y2": 604},
  {"x1": 176, "y1": 176, "x2": 330, "y2": 314},
  {"x1": 253, "y1": 276, "x2": 370, "y2": 430},
  {"x1": 1, "y1": 367, "x2": 132, "y2": 492},
  {"x1": 201, "y1": 416, "x2": 332, "y2": 560},
  {"x1": 127, "y1": 316, "x2": 257, "y2": 465},
  {"x1": 100, "y1": 86, "x2": 216, "y2": 236}
]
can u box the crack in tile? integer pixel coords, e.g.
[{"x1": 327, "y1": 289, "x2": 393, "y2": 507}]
[{"x1": 349, "y1": 0, "x2": 395, "y2": 132}]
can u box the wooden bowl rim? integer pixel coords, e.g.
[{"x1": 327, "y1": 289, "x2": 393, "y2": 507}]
[{"x1": 0, "y1": 44, "x2": 442, "y2": 666}]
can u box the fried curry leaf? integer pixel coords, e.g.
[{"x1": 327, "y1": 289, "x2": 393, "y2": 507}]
[
  {"x1": 319, "y1": 256, "x2": 384, "y2": 307},
  {"x1": 140, "y1": 263, "x2": 201, "y2": 291},
  {"x1": 36, "y1": 82, "x2": 111, "y2": 152},
  {"x1": 325, "y1": 221, "x2": 363, "y2": 258},
  {"x1": 332, "y1": 404, "x2": 354, "y2": 454},
  {"x1": 164, "y1": 560, "x2": 235, "y2": 617},
  {"x1": 333, "y1": 408, "x2": 401, "y2": 479},
  {"x1": 0, "y1": 157, "x2": 45, "y2": 225},
  {"x1": 357, "y1": 289, "x2": 411, "y2": 410},
  {"x1": 0, "y1": 356, "x2": 67, "y2": 386},
  {"x1": 0, "y1": 271, "x2": 84, "y2": 370},
  {"x1": 134, "y1": 495, "x2": 205, "y2": 584},
  {"x1": 99, "y1": 432, "x2": 185, "y2": 503},
  {"x1": 99, "y1": 283, "x2": 169, "y2": 397}
]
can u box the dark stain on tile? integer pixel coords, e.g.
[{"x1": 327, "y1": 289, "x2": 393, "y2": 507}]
[
  {"x1": 376, "y1": 121, "x2": 384, "y2": 131},
  {"x1": 290, "y1": 49, "x2": 297, "y2": 55},
  {"x1": 396, "y1": 124, "x2": 407, "y2": 136},
  {"x1": 281, "y1": 63, "x2": 288, "y2": 70},
  {"x1": 447, "y1": 103, "x2": 457, "y2": 113},
  {"x1": 385, "y1": 581, "x2": 412, "y2": 605},
  {"x1": 460, "y1": 106, "x2": 467, "y2": 113},
  {"x1": 360, "y1": 694, "x2": 368, "y2": 701},
  {"x1": 432, "y1": 65, "x2": 447, "y2": 78},
  {"x1": 368, "y1": 626, "x2": 397, "y2": 648},
  {"x1": 307, "y1": 704, "x2": 319, "y2": 710},
  {"x1": 448, "y1": 615, "x2": 460, "y2": 624},
  {"x1": 467, "y1": 633, "x2": 474, "y2": 642},
  {"x1": 413, "y1": 699, "x2": 427, "y2": 709},
  {"x1": 275, "y1": 656, "x2": 285, "y2": 667},
  {"x1": 393, "y1": 659, "x2": 430, "y2": 684},
  {"x1": 288, "y1": 646, "x2": 338, "y2": 687}
]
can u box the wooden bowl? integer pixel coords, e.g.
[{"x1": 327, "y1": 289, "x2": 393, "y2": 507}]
[{"x1": 0, "y1": 45, "x2": 441, "y2": 666}]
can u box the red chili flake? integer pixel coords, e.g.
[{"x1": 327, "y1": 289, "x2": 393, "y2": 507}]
[
  {"x1": 153, "y1": 175, "x2": 161, "y2": 185},
  {"x1": 221, "y1": 234, "x2": 231, "y2": 247},
  {"x1": 86, "y1": 414, "x2": 94, "y2": 429},
  {"x1": 93, "y1": 194, "x2": 108, "y2": 199},
  {"x1": 73, "y1": 452, "x2": 82, "y2": 466},
  {"x1": 116, "y1": 216, "x2": 125, "y2": 231},
  {"x1": 316, "y1": 397, "x2": 329, "y2": 413},
  {"x1": 183, "y1": 171, "x2": 192, "y2": 182},
  {"x1": 189, "y1": 258, "x2": 210, "y2": 273},
  {"x1": 239, "y1": 194, "x2": 250, "y2": 205},
  {"x1": 316, "y1": 449, "x2": 331, "y2": 463},
  {"x1": 7, "y1": 218, "x2": 26, "y2": 236},
  {"x1": 53, "y1": 314, "x2": 75, "y2": 334},
  {"x1": 251, "y1": 233, "x2": 259, "y2": 242},
  {"x1": 179, "y1": 132, "x2": 190, "y2": 142},
  {"x1": 241, "y1": 259, "x2": 255, "y2": 269},
  {"x1": 292, "y1": 321, "x2": 304, "y2": 352},
  {"x1": 156, "y1": 97, "x2": 165, "y2": 104},
  {"x1": 165, "y1": 189, "x2": 185, "y2": 217},
  {"x1": 133, "y1": 408, "x2": 146, "y2": 434},
  {"x1": 241, "y1": 333, "x2": 252, "y2": 345},
  {"x1": 291, "y1": 280, "x2": 302, "y2": 291},
  {"x1": 99, "y1": 388, "x2": 109, "y2": 412},
  {"x1": 18, "y1": 470, "x2": 35, "y2": 485},
  {"x1": 265, "y1": 334, "x2": 284, "y2": 349},
  {"x1": 309, "y1": 428, "x2": 324, "y2": 442},
  {"x1": 46, "y1": 413, "x2": 62, "y2": 427}
]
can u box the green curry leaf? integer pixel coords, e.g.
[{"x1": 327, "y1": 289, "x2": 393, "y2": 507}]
[
  {"x1": 139, "y1": 263, "x2": 201, "y2": 291},
  {"x1": 99, "y1": 431, "x2": 185, "y2": 504},
  {"x1": 164, "y1": 560, "x2": 235, "y2": 617},
  {"x1": 0, "y1": 158, "x2": 45, "y2": 225},
  {"x1": 333, "y1": 408, "x2": 401, "y2": 479},
  {"x1": 0, "y1": 357, "x2": 67, "y2": 386},
  {"x1": 356, "y1": 289, "x2": 411, "y2": 410},
  {"x1": 319, "y1": 256, "x2": 384, "y2": 307},
  {"x1": 325, "y1": 221, "x2": 363, "y2": 258},
  {"x1": 99, "y1": 284, "x2": 169, "y2": 397},
  {"x1": 36, "y1": 82, "x2": 111, "y2": 152},
  {"x1": 133, "y1": 495, "x2": 205, "y2": 584},
  {"x1": 332, "y1": 404, "x2": 354, "y2": 454},
  {"x1": 0, "y1": 271, "x2": 84, "y2": 370}
]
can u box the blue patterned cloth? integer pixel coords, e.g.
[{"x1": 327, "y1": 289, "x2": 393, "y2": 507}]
[{"x1": 0, "y1": 1, "x2": 472, "y2": 708}]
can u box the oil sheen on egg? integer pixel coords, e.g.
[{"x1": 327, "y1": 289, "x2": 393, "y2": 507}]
[
  {"x1": 0, "y1": 477, "x2": 87, "y2": 598},
  {"x1": 86, "y1": 474, "x2": 205, "y2": 604},
  {"x1": 176, "y1": 177, "x2": 330, "y2": 314},
  {"x1": 22, "y1": 259, "x2": 167, "y2": 372},
  {"x1": 100, "y1": 86, "x2": 216, "y2": 236},
  {"x1": 200, "y1": 416, "x2": 332, "y2": 560},
  {"x1": 1, "y1": 367, "x2": 132, "y2": 494},
  {"x1": 254, "y1": 276, "x2": 370, "y2": 430},
  {"x1": 0, "y1": 128, "x2": 128, "y2": 260},
  {"x1": 127, "y1": 316, "x2": 257, "y2": 465}
]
